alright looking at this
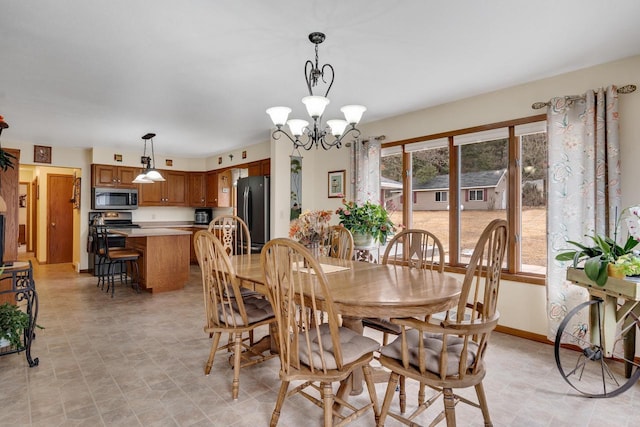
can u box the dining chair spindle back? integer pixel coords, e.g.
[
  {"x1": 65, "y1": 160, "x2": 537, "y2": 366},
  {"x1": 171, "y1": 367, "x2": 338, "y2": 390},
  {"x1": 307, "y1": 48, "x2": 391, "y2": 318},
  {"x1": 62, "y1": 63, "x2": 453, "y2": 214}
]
[
  {"x1": 376, "y1": 219, "x2": 508, "y2": 427},
  {"x1": 193, "y1": 230, "x2": 275, "y2": 400},
  {"x1": 261, "y1": 238, "x2": 380, "y2": 427}
]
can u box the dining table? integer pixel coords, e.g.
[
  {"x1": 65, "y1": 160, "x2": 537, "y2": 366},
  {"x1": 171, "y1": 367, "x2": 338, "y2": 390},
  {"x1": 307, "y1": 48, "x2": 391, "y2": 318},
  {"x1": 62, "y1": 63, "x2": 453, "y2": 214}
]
[{"x1": 230, "y1": 253, "x2": 462, "y2": 395}]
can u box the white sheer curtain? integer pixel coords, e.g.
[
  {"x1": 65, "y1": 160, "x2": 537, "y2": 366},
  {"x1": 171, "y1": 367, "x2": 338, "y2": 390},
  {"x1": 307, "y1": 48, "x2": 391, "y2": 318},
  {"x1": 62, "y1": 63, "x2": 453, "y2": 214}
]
[
  {"x1": 546, "y1": 86, "x2": 621, "y2": 340},
  {"x1": 351, "y1": 137, "x2": 382, "y2": 203}
]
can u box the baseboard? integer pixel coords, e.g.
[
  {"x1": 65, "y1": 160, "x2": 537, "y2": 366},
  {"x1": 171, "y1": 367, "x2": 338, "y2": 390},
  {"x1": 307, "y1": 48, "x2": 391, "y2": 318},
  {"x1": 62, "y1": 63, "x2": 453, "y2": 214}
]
[{"x1": 495, "y1": 324, "x2": 552, "y2": 345}]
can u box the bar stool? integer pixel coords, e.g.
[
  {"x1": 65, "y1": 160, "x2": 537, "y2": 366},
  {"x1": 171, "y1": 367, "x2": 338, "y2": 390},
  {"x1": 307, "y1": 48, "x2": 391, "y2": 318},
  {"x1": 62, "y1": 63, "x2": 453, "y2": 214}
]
[{"x1": 97, "y1": 228, "x2": 141, "y2": 297}]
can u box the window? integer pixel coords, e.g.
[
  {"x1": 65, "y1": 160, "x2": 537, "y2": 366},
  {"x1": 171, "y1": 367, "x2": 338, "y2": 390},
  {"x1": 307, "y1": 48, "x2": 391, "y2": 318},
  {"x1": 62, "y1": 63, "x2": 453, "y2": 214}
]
[
  {"x1": 380, "y1": 147, "x2": 403, "y2": 230},
  {"x1": 468, "y1": 189, "x2": 484, "y2": 201},
  {"x1": 379, "y1": 115, "x2": 547, "y2": 278}
]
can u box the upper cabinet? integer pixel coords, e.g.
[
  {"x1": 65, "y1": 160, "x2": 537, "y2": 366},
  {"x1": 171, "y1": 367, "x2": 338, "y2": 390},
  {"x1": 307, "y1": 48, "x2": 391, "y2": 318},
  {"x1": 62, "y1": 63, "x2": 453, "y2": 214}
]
[
  {"x1": 205, "y1": 171, "x2": 218, "y2": 207},
  {"x1": 139, "y1": 170, "x2": 187, "y2": 206},
  {"x1": 248, "y1": 158, "x2": 270, "y2": 176},
  {"x1": 188, "y1": 172, "x2": 206, "y2": 207},
  {"x1": 92, "y1": 164, "x2": 138, "y2": 188},
  {"x1": 204, "y1": 169, "x2": 231, "y2": 208}
]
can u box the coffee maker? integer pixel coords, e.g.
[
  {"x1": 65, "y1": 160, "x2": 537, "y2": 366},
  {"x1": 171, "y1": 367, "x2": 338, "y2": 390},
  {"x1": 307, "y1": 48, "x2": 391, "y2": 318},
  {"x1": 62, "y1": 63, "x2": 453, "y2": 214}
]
[{"x1": 194, "y1": 208, "x2": 213, "y2": 225}]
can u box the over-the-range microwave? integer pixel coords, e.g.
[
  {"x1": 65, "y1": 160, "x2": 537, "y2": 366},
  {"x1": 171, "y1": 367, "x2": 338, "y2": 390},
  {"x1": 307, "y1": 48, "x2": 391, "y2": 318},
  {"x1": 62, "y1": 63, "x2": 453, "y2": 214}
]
[{"x1": 92, "y1": 187, "x2": 138, "y2": 210}]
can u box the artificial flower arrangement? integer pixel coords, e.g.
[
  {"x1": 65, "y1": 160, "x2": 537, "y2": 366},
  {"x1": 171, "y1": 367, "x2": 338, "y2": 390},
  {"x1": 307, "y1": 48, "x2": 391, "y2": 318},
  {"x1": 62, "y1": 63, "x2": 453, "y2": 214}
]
[
  {"x1": 289, "y1": 209, "x2": 333, "y2": 245},
  {"x1": 335, "y1": 199, "x2": 395, "y2": 244},
  {"x1": 555, "y1": 206, "x2": 640, "y2": 286}
]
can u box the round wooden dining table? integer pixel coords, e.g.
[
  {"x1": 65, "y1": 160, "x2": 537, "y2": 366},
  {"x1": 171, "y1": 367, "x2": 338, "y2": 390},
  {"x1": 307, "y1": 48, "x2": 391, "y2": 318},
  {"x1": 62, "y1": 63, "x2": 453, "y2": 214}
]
[{"x1": 229, "y1": 253, "x2": 462, "y2": 394}]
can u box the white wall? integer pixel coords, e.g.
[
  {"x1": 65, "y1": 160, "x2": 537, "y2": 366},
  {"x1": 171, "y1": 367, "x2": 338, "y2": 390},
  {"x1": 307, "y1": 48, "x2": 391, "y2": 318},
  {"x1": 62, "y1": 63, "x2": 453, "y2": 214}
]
[{"x1": 277, "y1": 54, "x2": 640, "y2": 338}]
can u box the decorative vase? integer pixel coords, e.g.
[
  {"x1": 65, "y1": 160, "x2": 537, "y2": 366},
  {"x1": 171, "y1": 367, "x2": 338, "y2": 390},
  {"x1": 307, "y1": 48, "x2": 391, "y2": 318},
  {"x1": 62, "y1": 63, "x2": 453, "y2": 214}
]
[
  {"x1": 305, "y1": 241, "x2": 320, "y2": 259},
  {"x1": 607, "y1": 263, "x2": 626, "y2": 279},
  {"x1": 352, "y1": 232, "x2": 374, "y2": 247}
]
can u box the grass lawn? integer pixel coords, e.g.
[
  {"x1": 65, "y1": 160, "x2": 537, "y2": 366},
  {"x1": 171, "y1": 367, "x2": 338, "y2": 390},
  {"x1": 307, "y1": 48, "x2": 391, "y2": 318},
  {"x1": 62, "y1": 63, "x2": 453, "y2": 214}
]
[{"x1": 387, "y1": 207, "x2": 547, "y2": 268}]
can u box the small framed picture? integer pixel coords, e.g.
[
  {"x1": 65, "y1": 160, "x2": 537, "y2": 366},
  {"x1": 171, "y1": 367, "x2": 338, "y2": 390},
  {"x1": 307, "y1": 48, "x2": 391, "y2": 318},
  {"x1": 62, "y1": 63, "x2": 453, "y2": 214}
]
[
  {"x1": 114, "y1": 154, "x2": 123, "y2": 162},
  {"x1": 165, "y1": 159, "x2": 173, "y2": 167},
  {"x1": 218, "y1": 156, "x2": 222, "y2": 165},
  {"x1": 328, "y1": 170, "x2": 345, "y2": 198},
  {"x1": 242, "y1": 150, "x2": 247, "y2": 159},
  {"x1": 34, "y1": 145, "x2": 52, "y2": 164}
]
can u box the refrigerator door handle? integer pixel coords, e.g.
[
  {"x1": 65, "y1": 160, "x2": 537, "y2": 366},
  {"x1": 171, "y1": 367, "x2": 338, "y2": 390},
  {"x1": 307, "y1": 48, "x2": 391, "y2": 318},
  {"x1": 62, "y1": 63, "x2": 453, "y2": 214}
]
[{"x1": 243, "y1": 186, "x2": 250, "y2": 229}]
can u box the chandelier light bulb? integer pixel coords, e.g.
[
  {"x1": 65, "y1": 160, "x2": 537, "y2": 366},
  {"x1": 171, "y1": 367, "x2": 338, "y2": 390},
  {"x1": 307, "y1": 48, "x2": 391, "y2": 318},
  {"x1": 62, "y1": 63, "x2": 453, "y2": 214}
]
[
  {"x1": 341, "y1": 105, "x2": 367, "y2": 125},
  {"x1": 266, "y1": 106, "x2": 291, "y2": 127},
  {"x1": 286, "y1": 119, "x2": 309, "y2": 137},
  {"x1": 326, "y1": 119, "x2": 348, "y2": 137},
  {"x1": 302, "y1": 96, "x2": 330, "y2": 118}
]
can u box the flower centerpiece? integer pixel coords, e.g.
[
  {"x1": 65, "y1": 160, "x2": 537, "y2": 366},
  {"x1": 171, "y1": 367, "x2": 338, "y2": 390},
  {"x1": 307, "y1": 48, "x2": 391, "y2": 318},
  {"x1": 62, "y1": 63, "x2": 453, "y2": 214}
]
[
  {"x1": 555, "y1": 206, "x2": 640, "y2": 286},
  {"x1": 335, "y1": 199, "x2": 395, "y2": 245},
  {"x1": 289, "y1": 209, "x2": 333, "y2": 246}
]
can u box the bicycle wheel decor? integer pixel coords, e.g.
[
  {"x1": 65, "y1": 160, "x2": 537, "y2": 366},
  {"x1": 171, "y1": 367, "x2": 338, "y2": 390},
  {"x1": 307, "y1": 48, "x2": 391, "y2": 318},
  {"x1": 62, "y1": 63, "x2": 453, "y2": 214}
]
[{"x1": 554, "y1": 299, "x2": 640, "y2": 397}]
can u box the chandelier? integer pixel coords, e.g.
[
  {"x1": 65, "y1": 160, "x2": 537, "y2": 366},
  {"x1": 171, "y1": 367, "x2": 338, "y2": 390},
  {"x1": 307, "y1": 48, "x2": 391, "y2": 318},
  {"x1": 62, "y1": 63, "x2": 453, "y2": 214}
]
[
  {"x1": 132, "y1": 133, "x2": 165, "y2": 184},
  {"x1": 266, "y1": 32, "x2": 366, "y2": 150}
]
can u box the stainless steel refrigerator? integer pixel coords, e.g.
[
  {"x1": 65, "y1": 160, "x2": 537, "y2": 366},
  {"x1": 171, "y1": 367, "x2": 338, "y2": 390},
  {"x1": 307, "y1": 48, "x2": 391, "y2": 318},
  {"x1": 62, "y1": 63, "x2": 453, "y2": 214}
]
[{"x1": 237, "y1": 176, "x2": 270, "y2": 252}]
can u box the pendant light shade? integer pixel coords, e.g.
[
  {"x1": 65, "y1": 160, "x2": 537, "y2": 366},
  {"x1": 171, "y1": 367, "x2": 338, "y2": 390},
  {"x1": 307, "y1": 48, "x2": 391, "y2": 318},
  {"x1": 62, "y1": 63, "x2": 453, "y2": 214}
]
[{"x1": 134, "y1": 133, "x2": 164, "y2": 184}]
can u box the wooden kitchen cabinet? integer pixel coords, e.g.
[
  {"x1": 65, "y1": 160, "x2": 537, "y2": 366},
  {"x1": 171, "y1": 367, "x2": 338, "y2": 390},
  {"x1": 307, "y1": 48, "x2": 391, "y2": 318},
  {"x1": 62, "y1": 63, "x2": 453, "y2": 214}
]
[
  {"x1": 139, "y1": 170, "x2": 187, "y2": 206},
  {"x1": 92, "y1": 164, "x2": 139, "y2": 188},
  {"x1": 205, "y1": 170, "x2": 232, "y2": 208},
  {"x1": 247, "y1": 158, "x2": 270, "y2": 176},
  {"x1": 217, "y1": 169, "x2": 232, "y2": 207},
  {"x1": 205, "y1": 171, "x2": 218, "y2": 207},
  {"x1": 188, "y1": 172, "x2": 206, "y2": 207}
]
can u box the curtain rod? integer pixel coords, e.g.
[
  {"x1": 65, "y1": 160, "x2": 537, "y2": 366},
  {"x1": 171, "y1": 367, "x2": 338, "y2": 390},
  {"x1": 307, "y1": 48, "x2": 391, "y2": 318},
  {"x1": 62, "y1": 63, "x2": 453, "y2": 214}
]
[{"x1": 531, "y1": 84, "x2": 636, "y2": 109}]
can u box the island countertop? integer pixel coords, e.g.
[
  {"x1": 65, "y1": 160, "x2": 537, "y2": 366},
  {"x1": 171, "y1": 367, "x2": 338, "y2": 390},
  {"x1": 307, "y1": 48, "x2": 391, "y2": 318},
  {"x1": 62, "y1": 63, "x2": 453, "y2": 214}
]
[
  {"x1": 112, "y1": 228, "x2": 192, "y2": 293},
  {"x1": 109, "y1": 228, "x2": 193, "y2": 237}
]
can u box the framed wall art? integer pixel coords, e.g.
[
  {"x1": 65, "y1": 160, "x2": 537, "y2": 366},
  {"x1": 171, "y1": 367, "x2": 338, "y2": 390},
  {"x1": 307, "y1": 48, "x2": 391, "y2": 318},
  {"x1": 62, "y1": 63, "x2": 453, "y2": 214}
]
[
  {"x1": 34, "y1": 145, "x2": 52, "y2": 164},
  {"x1": 328, "y1": 170, "x2": 345, "y2": 198}
]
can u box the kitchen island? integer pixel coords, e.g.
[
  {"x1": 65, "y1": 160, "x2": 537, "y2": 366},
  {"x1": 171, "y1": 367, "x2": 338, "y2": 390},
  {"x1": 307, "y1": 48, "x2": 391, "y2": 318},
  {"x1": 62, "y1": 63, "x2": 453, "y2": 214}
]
[{"x1": 110, "y1": 228, "x2": 192, "y2": 293}]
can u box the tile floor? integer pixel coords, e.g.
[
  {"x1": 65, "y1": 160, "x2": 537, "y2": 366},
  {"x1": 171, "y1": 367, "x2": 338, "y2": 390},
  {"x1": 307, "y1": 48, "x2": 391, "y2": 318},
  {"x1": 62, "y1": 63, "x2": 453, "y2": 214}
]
[{"x1": 1, "y1": 257, "x2": 639, "y2": 426}]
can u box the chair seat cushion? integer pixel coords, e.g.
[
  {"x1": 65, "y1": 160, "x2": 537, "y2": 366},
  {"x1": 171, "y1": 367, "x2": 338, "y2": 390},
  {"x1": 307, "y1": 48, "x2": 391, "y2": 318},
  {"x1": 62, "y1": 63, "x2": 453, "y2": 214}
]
[
  {"x1": 380, "y1": 328, "x2": 478, "y2": 377},
  {"x1": 299, "y1": 324, "x2": 380, "y2": 370},
  {"x1": 219, "y1": 295, "x2": 274, "y2": 326},
  {"x1": 362, "y1": 317, "x2": 402, "y2": 334}
]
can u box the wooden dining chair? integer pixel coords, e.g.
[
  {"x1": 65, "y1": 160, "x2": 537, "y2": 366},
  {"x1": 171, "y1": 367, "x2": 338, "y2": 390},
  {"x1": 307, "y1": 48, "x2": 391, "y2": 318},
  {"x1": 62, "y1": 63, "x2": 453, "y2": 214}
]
[
  {"x1": 362, "y1": 229, "x2": 445, "y2": 345},
  {"x1": 208, "y1": 214, "x2": 251, "y2": 256},
  {"x1": 261, "y1": 238, "x2": 380, "y2": 427},
  {"x1": 376, "y1": 219, "x2": 508, "y2": 427},
  {"x1": 208, "y1": 214, "x2": 260, "y2": 342},
  {"x1": 324, "y1": 225, "x2": 354, "y2": 260},
  {"x1": 193, "y1": 230, "x2": 276, "y2": 400}
]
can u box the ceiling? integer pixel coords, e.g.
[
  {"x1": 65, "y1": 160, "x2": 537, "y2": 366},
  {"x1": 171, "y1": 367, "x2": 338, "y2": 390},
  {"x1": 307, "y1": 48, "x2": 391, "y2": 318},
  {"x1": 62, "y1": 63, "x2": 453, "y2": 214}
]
[{"x1": 2, "y1": 1, "x2": 640, "y2": 158}]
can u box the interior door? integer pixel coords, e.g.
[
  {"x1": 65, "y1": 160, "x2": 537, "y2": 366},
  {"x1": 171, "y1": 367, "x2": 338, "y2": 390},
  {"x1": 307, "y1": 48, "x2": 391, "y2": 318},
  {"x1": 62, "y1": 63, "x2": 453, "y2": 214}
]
[
  {"x1": 31, "y1": 178, "x2": 37, "y2": 256},
  {"x1": 47, "y1": 174, "x2": 74, "y2": 264}
]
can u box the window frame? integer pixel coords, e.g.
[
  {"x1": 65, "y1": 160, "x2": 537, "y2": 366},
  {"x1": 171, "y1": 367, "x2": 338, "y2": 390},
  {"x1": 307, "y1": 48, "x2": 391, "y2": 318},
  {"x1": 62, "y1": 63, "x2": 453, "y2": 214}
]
[
  {"x1": 380, "y1": 114, "x2": 546, "y2": 285},
  {"x1": 435, "y1": 191, "x2": 448, "y2": 202},
  {"x1": 468, "y1": 189, "x2": 484, "y2": 201}
]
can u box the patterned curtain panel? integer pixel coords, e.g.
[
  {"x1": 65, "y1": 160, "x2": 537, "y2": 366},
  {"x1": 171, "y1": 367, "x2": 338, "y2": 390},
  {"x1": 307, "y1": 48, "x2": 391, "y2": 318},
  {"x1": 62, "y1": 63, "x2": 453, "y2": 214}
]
[
  {"x1": 546, "y1": 86, "x2": 621, "y2": 340},
  {"x1": 351, "y1": 138, "x2": 382, "y2": 204}
]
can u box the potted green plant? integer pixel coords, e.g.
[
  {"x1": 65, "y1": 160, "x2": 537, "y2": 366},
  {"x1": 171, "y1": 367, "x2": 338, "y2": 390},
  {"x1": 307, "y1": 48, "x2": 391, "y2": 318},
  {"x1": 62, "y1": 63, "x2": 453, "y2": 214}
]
[
  {"x1": 555, "y1": 234, "x2": 639, "y2": 286},
  {"x1": 335, "y1": 200, "x2": 395, "y2": 245},
  {"x1": 0, "y1": 302, "x2": 30, "y2": 349}
]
